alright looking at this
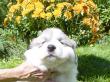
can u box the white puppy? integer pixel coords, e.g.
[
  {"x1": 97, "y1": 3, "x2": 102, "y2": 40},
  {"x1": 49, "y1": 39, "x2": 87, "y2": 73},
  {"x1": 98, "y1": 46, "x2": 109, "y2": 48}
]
[{"x1": 18, "y1": 28, "x2": 78, "y2": 82}]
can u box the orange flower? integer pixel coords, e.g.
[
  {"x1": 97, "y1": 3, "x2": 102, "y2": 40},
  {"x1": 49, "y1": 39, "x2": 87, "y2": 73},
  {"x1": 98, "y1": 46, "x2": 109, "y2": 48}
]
[
  {"x1": 73, "y1": 3, "x2": 84, "y2": 14},
  {"x1": 83, "y1": 5, "x2": 89, "y2": 14},
  {"x1": 87, "y1": 0, "x2": 97, "y2": 9},
  {"x1": 92, "y1": 27, "x2": 99, "y2": 33},
  {"x1": 78, "y1": 0, "x2": 83, "y2": 4},
  {"x1": 91, "y1": 17, "x2": 99, "y2": 33}
]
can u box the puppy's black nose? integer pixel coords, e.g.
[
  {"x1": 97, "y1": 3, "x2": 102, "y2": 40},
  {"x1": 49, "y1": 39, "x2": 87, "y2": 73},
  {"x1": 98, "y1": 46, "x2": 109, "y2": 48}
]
[{"x1": 47, "y1": 44, "x2": 56, "y2": 52}]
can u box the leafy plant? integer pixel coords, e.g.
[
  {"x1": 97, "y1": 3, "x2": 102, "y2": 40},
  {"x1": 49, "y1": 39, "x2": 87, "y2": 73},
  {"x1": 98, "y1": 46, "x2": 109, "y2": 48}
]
[
  {"x1": 99, "y1": 2, "x2": 110, "y2": 33},
  {"x1": 93, "y1": 0, "x2": 110, "y2": 33},
  {"x1": 4, "y1": 0, "x2": 99, "y2": 45},
  {"x1": 0, "y1": 28, "x2": 27, "y2": 59},
  {"x1": 0, "y1": 0, "x2": 9, "y2": 28}
]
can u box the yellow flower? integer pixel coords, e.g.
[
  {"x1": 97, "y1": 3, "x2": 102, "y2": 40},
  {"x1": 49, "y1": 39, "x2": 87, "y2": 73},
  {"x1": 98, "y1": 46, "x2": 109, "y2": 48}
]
[
  {"x1": 32, "y1": 10, "x2": 40, "y2": 18},
  {"x1": 32, "y1": 13, "x2": 39, "y2": 18},
  {"x1": 73, "y1": 3, "x2": 84, "y2": 14},
  {"x1": 46, "y1": 12, "x2": 53, "y2": 19},
  {"x1": 64, "y1": 11, "x2": 72, "y2": 20},
  {"x1": 9, "y1": 4, "x2": 20, "y2": 13},
  {"x1": 26, "y1": 3, "x2": 35, "y2": 11},
  {"x1": 46, "y1": 4, "x2": 55, "y2": 11},
  {"x1": 82, "y1": 17, "x2": 91, "y2": 26},
  {"x1": 31, "y1": 0, "x2": 38, "y2": 2},
  {"x1": 34, "y1": 1, "x2": 44, "y2": 9},
  {"x1": 62, "y1": 2, "x2": 72, "y2": 7},
  {"x1": 24, "y1": 0, "x2": 36, "y2": 2},
  {"x1": 15, "y1": 16, "x2": 21, "y2": 24},
  {"x1": 57, "y1": 2, "x2": 72, "y2": 10},
  {"x1": 3, "y1": 18, "x2": 8, "y2": 27},
  {"x1": 50, "y1": 0, "x2": 55, "y2": 2},
  {"x1": 21, "y1": 0, "x2": 28, "y2": 8},
  {"x1": 44, "y1": 0, "x2": 55, "y2": 2},
  {"x1": 7, "y1": 13, "x2": 13, "y2": 21},
  {"x1": 22, "y1": 9, "x2": 30, "y2": 16},
  {"x1": 32, "y1": 7, "x2": 43, "y2": 17},
  {"x1": 17, "y1": 0, "x2": 24, "y2": 3},
  {"x1": 53, "y1": 9, "x2": 62, "y2": 18},
  {"x1": 40, "y1": 12, "x2": 46, "y2": 18},
  {"x1": 21, "y1": 2, "x2": 34, "y2": 15},
  {"x1": 56, "y1": 3, "x2": 64, "y2": 10}
]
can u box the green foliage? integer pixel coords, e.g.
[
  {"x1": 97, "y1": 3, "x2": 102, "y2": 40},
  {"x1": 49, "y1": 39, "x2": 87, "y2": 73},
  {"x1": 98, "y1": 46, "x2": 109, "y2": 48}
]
[
  {"x1": 14, "y1": 15, "x2": 93, "y2": 45},
  {"x1": 99, "y1": 5, "x2": 110, "y2": 33},
  {"x1": 93, "y1": 0, "x2": 109, "y2": 7},
  {"x1": 94, "y1": 0, "x2": 110, "y2": 33},
  {"x1": 0, "y1": 0, "x2": 8, "y2": 27},
  {"x1": 0, "y1": 57, "x2": 23, "y2": 68},
  {"x1": 0, "y1": 28, "x2": 27, "y2": 59},
  {"x1": 98, "y1": 35, "x2": 110, "y2": 44}
]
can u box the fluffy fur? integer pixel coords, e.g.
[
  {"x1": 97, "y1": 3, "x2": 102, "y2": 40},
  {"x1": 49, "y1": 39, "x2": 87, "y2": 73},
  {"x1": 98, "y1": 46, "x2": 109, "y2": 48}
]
[{"x1": 17, "y1": 28, "x2": 78, "y2": 82}]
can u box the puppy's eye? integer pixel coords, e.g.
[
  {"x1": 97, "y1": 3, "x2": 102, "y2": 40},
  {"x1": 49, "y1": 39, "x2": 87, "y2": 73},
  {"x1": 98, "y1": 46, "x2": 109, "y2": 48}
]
[
  {"x1": 61, "y1": 41, "x2": 67, "y2": 45},
  {"x1": 42, "y1": 41, "x2": 46, "y2": 44},
  {"x1": 59, "y1": 40, "x2": 67, "y2": 45}
]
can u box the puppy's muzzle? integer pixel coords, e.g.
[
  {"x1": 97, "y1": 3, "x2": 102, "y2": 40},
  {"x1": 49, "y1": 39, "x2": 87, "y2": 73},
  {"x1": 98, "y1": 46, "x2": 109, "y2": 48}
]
[{"x1": 47, "y1": 44, "x2": 56, "y2": 52}]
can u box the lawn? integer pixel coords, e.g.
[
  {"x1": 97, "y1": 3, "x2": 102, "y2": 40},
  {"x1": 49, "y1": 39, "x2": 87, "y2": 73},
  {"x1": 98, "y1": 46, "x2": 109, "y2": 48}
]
[
  {"x1": 0, "y1": 43, "x2": 110, "y2": 82},
  {"x1": 77, "y1": 43, "x2": 110, "y2": 82}
]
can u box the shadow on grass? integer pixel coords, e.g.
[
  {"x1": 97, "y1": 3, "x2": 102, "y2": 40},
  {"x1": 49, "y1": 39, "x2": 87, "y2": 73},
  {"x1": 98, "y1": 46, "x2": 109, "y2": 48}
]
[{"x1": 78, "y1": 54, "x2": 110, "y2": 81}]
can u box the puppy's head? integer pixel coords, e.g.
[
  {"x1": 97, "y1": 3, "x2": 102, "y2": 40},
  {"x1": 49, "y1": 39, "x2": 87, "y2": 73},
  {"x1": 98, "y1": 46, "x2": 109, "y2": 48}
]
[{"x1": 26, "y1": 28, "x2": 77, "y2": 68}]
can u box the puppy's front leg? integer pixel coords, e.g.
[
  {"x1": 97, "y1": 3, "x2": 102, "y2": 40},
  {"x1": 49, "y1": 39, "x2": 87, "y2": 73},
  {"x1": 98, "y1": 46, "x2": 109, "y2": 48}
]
[{"x1": 55, "y1": 72, "x2": 77, "y2": 82}]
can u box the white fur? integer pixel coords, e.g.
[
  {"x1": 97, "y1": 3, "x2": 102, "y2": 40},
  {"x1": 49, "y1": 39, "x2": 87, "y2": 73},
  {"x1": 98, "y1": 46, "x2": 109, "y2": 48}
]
[{"x1": 17, "y1": 28, "x2": 78, "y2": 82}]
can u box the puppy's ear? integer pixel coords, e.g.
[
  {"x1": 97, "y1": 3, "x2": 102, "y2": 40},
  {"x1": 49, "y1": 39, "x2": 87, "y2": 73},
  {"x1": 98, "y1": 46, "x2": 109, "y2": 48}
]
[
  {"x1": 38, "y1": 30, "x2": 43, "y2": 36},
  {"x1": 70, "y1": 39, "x2": 77, "y2": 49},
  {"x1": 68, "y1": 39, "x2": 77, "y2": 49},
  {"x1": 28, "y1": 31, "x2": 44, "y2": 49},
  {"x1": 60, "y1": 38, "x2": 77, "y2": 49},
  {"x1": 29, "y1": 37, "x2": 45, "y2": 49},
  {"x1": 28, "y1": 38, "x2": 38, "y2": 49}
]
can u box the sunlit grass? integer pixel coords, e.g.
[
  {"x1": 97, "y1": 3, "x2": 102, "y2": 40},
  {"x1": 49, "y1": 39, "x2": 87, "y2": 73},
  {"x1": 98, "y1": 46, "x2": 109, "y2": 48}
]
[{"x1": 0, "y1": 56, "x2": 23, "y2": 68}]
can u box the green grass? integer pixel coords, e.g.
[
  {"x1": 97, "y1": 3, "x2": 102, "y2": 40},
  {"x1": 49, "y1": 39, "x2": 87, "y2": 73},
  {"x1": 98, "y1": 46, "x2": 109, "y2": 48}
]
[
  {"x1": 0, "y1": 43, "x2": 110, "y2": 82},
  {"x1": 77, "y1": 43, "x2": 110, "y2": 82},
  {"x1": 0, "y1": 56, "x2": 23, "y2": 68}
]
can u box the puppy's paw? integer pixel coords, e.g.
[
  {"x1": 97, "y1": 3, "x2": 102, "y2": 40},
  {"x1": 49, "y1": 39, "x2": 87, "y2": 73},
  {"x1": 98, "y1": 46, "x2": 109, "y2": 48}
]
[{"x1": 38, "y1": 65, "x2": 48, "y2": 72}]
